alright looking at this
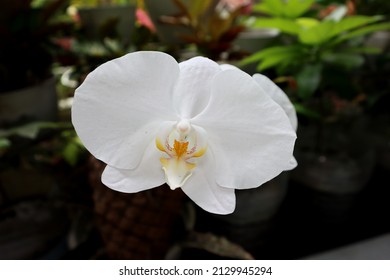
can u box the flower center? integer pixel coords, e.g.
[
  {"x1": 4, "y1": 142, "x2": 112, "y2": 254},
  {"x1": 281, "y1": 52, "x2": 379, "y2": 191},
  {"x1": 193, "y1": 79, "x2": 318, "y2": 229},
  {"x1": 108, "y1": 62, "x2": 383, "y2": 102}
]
[
  {"x1": 156, "y1": 120, "x2": 207, "y2": 190},
  {"x1": 173, "y1": 140, "x2": 189, "y2": 159}
]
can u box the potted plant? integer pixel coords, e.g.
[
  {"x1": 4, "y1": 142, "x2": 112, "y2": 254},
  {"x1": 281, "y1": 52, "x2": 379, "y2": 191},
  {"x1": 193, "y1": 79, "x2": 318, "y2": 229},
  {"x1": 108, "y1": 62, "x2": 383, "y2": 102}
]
[
  {"x1": 240, "y1": 0, "x2": 390, "y2": 223},
  {"x1": 144, "y1": 0, "x2": 252, "y2": 60},
  {"x1": 0, "y1": 0, "x2": 71, "y2": 126}
]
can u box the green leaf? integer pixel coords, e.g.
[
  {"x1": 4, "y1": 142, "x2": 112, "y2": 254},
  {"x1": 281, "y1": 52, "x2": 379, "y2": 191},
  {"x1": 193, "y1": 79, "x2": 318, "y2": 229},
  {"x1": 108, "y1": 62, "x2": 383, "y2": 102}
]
[
  {"x1": 254, "y1": 0, "x2": 315, "y2": 18},
  {"x1": 253, "y1": 0, "x2": 285, "y2": 17},
  {"x1": 298, "y1": 21, "x2": 335, "y2": 45},
  {"x1": 253, "y1": 18, "x2": 301, "y2": 35},
  {"x1": 282, "y1": 0, "x2": 316, "y2": 18},
  {"x1": 296, "y1": 17, "x2": 320, "y2": 29},
  {"x1": 342, "y1": 47, "x2": 382, "y2": 55},
  {"x1": 0, "y1": 138, "x2": 11, "y2": 149},
  {"x1": 62, "y1": 142, "x2": 81, "y2": 166},
  {"x1": 298, "y1": 15, "x2": 384, "y2": 45},
  {"x1": 333, "y1": 22, "x2": 390, "y2": 45},
  {"x1": 188, "y1": 0, "x2": 212, "y2": 21},
  {"x1": 327, "y1": 15, "x2": 383, "y2": 38},
  {"x1": 240, "y1": 51, "x2": 266, "y2": 66},
  {"x1": 293, "y1": 103, "x2": 321, "y2": 119},
  {"x1": 0, "y1": 122, "x2": 72, "y2": 139},
  {"x1": 240, "y1": 46, "x2": 288, "y2": 65},
  {"x1": 296, "y1": 64, "x2": 322, "y2": 99},
  {"x1": 61, "y1": 135, "x2": 85, "y2": 166},
  {"x1": 322, "y1": 53, "x2": 365, "y2": 69},
  {"x1": 257, "y1": 51, "x2": 300, "y2": 71},
  {"x1": 0, "y1": 122, "x2": 43, "y2": 139},
  {"x1": 240, "y1": 45, "x2": 304, "y2": 67}
]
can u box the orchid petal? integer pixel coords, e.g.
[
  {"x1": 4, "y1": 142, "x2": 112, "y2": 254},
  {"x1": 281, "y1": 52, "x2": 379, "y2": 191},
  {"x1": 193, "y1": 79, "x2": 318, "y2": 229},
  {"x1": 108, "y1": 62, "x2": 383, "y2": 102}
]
[
  {"x1": 219, "y1": 63, "x2": 238, "y2": 71},
  {"x1": 181, "y1": 150, "x2": 236, "y2": 214},
  {"x1": 72, "y1": 51, "x2": 179, "y2": 170},
  {"x1": 252, "y1": 73, "x2": 298, "y2": 170},
  {"x1": 173, "y1": 57, "x2": 221, "y2": 119},
  {"x1": 101, "y1": 137, "x2": 165, "y2": 193},
  {"x1": 193, "y1": 69, "x2": 296, "y2": 189},
  {"x1": 285, "y1": 157, "x2": 298, "y2": 171},
  {"x1": 221, "y1": 65, "x2": 298, "y2": 131},
  {"x1": 253, "y1": 74, "x2": 298, "y2": 131}
]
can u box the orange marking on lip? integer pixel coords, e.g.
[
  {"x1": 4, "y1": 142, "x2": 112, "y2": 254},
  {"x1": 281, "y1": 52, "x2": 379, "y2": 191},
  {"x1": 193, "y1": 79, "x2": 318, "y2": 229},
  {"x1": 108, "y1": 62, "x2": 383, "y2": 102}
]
[{"x1": 173, "y1": 140, "x2": 189, "y2": 158}]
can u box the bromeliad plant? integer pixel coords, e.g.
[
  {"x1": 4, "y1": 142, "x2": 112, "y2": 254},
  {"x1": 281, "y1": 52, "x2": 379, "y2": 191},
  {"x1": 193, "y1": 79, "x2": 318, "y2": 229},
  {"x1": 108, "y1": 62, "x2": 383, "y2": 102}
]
[
  {"x1": 241, "y1": 0, "x2": 390, "y2": 119},
  {"x1": 156, "y1": 0, "x2": 252, "y2": 59},
  {"x1": 71, "y1": 51, "x2": 297, "y2": 214},
  {"x1": 70, "y1": 0, "x2": 134, "y2": 7}
]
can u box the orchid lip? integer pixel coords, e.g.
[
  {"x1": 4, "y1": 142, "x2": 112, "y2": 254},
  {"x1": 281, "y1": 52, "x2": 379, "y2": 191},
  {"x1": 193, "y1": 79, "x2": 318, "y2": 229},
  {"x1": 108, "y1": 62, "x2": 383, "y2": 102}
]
[{"x1": 156, "y1": 120, "x2": 207, "y2": 189}]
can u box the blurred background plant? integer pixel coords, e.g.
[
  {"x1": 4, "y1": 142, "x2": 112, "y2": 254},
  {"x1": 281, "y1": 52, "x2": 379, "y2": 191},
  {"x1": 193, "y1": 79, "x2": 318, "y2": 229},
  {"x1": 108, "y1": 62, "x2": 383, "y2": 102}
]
[
  {"x1": 145, "y1": 0, "x2": 253, "y2": 60},
  {"x1": 237, "y1": 0, "x2": 390, "y2": 231},
  {"x1": 241, "y1": 0, "x2": 390, "y2": 123},
  {"x1": 69, "y1": 0, "x2": 133, "y2": 6},
  {"x1": 59, "y1": 0, "x2": 158, "y2": 87},
  {"x1": 67, "y1": 0, "x2": 136, "y2": 42}
]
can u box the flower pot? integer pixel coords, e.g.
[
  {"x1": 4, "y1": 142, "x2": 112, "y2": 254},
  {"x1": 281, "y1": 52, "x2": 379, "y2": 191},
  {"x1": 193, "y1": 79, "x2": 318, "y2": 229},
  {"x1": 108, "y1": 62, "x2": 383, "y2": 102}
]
[
  {"x1": 77, "y1": 5, "x2": 136, "y2": 45},
  {"x1": 194, "y1": 173, "x2": 289, "y2": 256},
  {"x1": 0, "y1": 77, "x2": 58, "y2": 126},
  {"x1": 293, "y1": 146, "x2": 375, "y2": 195},
  {"x1": 88, "y1": 157, "x2": 185, "y2": 259},
  {"x1": 290, "y1": 120, "x2": 376, "y2": 225}
]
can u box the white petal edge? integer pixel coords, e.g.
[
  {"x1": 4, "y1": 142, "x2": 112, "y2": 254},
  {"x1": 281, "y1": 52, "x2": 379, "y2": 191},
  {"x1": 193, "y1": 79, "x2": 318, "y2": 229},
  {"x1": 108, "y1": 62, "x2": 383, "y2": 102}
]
[
  {"x1": 285, "y1": 157, "x2": 298, "y2": 171},
  {"x1": 72, "y1": 51, "x2": 179, "y2": 170},
  {"x1": 252, "y1": 73, "x2": 298, "y2": 131},
  {"x1": 193, "y1": 69, "x2": 297, "y2": 189},
  {"x1": 181, "y1": 149, "x2": 236, "y2": 215},
  {"x1": 101, "y1": 134, "x2": 167, "y2": 193},
  {"x1": 221, "y1": 65, "x2": 298, "y2": 132},
  {"x1": 219, "y1": 63, "x2": 239, "y2": 71},
  {"x1": 221, "y1": 64, "x2": 298, "y2": 131},
  {"x1": 252, "y1": 73, "x2": 298, "y2": 170}
]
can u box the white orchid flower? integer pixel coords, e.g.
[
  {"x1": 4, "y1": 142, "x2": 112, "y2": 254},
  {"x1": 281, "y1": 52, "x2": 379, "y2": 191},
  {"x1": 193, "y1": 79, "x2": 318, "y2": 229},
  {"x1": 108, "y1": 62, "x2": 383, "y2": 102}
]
[
  {"x1": 221, "y1": 64, "x2": 298, "y2": 169},
  {"x1": 72, "y1": 51, "x2": 296, "y2": 214}
]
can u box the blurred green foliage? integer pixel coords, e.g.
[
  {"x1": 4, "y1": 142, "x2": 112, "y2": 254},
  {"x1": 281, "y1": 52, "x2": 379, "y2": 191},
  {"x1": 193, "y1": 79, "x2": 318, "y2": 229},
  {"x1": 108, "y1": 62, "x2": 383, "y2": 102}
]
[{"x1": 241, "y1": 0, "x2": 390, "y2": 120}]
